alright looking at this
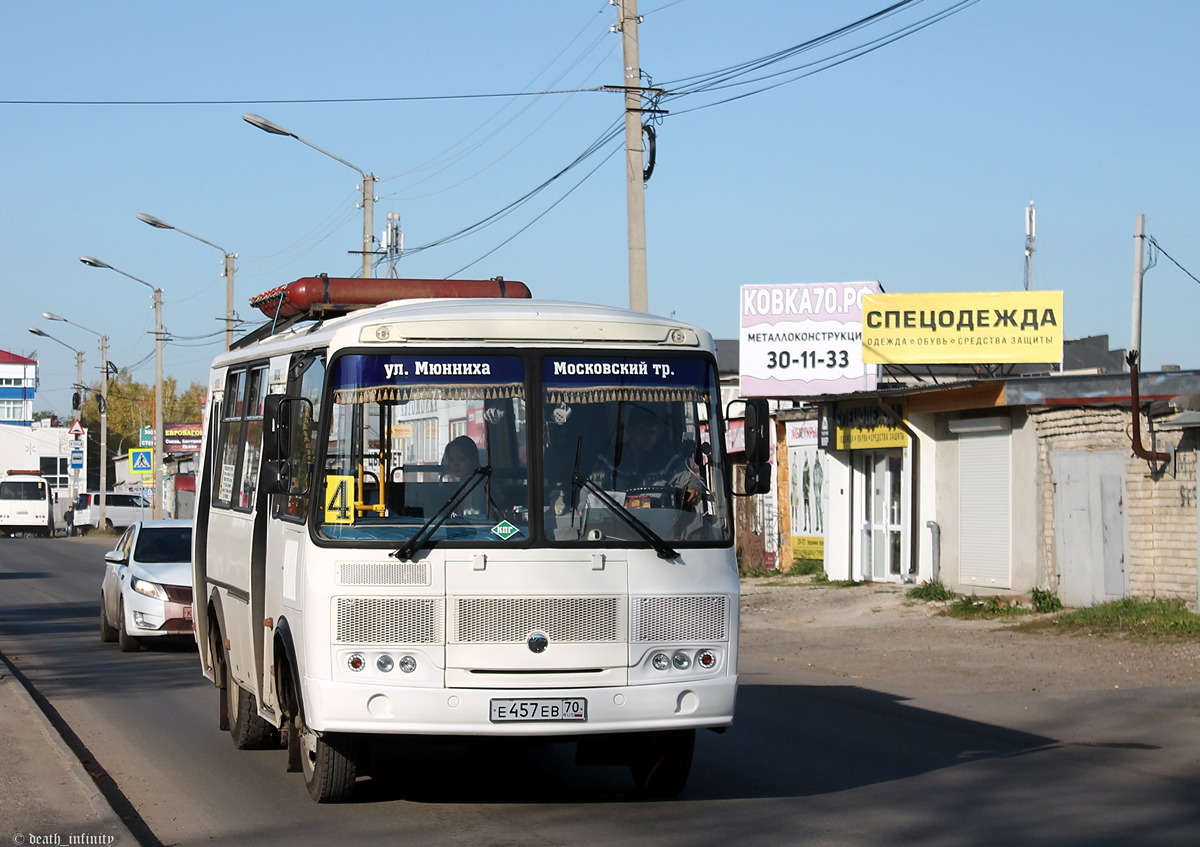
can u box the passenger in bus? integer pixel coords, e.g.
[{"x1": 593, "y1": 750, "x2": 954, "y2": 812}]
[
  {"x1": 441, "y1": 436, "x2": 481, "y2": 480},
  {"x1": 592, "y1": 406, "x2": 704, "y2": 508},
  {"x1": 441, "y1": 435, "x2": 486, "y2": 516}
]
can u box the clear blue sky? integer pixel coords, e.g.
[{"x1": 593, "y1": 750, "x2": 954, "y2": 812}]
[{"x1": 5, "y1": 0, "x2": 1198, "y2": 416}]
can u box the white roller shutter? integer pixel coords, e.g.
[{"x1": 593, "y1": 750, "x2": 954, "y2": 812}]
[{"x1": 958, "y1": 431, "x2": 1011, "y2": 588}]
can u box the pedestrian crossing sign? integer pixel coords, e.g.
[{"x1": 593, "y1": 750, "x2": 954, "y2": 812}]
[{"x1": 130, "y1": 448, "x2": 154, "y2": 474}]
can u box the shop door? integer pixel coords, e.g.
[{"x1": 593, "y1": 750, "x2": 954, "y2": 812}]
[{"x1": 858, "y1": 449, "x2": 904, "y2": 581}]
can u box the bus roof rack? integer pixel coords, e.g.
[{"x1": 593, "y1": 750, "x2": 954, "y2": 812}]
[{"x1": 236, "y1": 275, "x2": 532, "y2": 349}]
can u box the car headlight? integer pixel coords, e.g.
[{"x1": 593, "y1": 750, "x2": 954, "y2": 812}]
[{"x1": 131, "y1": 576, "x2": 167, "y2": 601}]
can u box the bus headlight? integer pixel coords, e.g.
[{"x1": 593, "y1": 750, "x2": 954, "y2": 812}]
[
  {"x1": 652, "y1": 652, "x2": 671, "y2": 671},
  {"x1": 671, "y1": 651, "x2": 692, "y2": 670},
  {"x1": 376, "y1": 654, "x2": 394, "y2": 673},
  {"x1": 398, "y1": 655, "x2": 418, "y2": 674}
]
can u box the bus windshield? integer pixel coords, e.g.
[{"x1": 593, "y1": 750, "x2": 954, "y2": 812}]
[
  {"x1": 319, "y1": 353, "x2": 528, "y2": 543},
  {"x1": 315, "y1": 351, "x2": 730, "y2": 549},
  {"x1": 541, "y1": 354, "x2": 730, "y2": 547}
]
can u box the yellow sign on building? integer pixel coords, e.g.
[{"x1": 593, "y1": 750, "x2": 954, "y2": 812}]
[{"x1": 832, "y1": 400, "x2": 908, "y2": 450}]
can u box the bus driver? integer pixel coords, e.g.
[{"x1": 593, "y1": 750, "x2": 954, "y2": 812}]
[{"x1": 591, "y1": 406, "x2": 704, "y2": 508}]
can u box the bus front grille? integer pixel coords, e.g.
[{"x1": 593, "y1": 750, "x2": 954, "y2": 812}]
[
  {"x1": 334, "y1": 597, "x2": 444, "y2": 644},
  {"x1": 631, "y1": 595, "x2": 728, "y2": 642},
  {"x1": 337, "y1": 560, "x2": 431, "y2": 587},
  {"x1": 451, "y1": 596, "x2": 624, "y2": 644}
]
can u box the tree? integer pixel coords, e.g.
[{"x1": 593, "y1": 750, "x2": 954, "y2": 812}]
[{"x1": 77, "y1": 371, "x2": 206, "y2": 489}]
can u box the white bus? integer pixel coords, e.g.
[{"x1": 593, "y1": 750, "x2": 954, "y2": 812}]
[
  {"x1": 0, "y1": 469, "x2": 56, "y2": 537},
  {"x1": 192, "y1": 276, "x2": 768, "y2": 802}
]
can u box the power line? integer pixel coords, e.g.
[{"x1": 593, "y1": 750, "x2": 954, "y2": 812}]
[
  {"x1": 0, "y1": 89, "x2": 607, "y2": 107},
  {"x1": 1147, "y1": 236, "x2": 1200, "y2": 287}
]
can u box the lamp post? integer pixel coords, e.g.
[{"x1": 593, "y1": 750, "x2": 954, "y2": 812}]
[
  {"x1": 136, "y1": 213, "x2": 237, "y2": 351},
  {"x1": 79, "y1": 257, "x2": 165, "y2": 520},
  {"x1": 32, "y1": 317, "x2": 110, "y2": 529},
  {"x1": 27, "y1": 327, "x2": 85, "y2": 514},
  {"x1": 243, "y1": 113, "x2": 376, "y2": 278}
]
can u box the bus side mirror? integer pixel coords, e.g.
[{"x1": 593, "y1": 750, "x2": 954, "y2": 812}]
[
  {"x1": 261, "y1": 460, "x2": 292, "y2": 495},
  {"x1": 725, "y1": 398, "x2": 772, "y2": 496},
  {"x1": 744, "y1": 398, "x2": 770, "y2": 464},
  {"x1": 263, "y1": 394, "x2": 290, "y2": 462}
]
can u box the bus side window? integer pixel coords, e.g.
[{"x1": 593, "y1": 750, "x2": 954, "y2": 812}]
[
  {"x1": 280, "y1": 352, "x2": 325, "y2": 521},
  {"x1": 212, "y1": 370, "x2": 244, "y2": 509}
]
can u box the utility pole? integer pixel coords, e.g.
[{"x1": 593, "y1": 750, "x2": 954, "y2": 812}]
[
  {"x1": 617, "y1": 0, "x2": 649, "y2": 312},
  {"x1": 98, "y1": 335, "x2": 109, "y2": 529},
  {"x1": 1131, "y1": 213, "x2": 1146, "y2": 357}
]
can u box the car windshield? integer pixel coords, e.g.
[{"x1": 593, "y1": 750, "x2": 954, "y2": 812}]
[
  {"x1": 317, "y1": 353, "x2": 528, "y2": 544},
  {"x1": 134, "y1": 526, "x2": 193, "y2": 563}
]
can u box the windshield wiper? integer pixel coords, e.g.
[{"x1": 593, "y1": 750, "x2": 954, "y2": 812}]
[
  {"x1": 570, "y1": 471, "x2": 679, "y2": 560},
  {"x1": 393, "y1": 466, "x2": 491, "y2": 561}
]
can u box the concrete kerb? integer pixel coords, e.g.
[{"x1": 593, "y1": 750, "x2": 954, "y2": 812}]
[{"x1": 0, "y1": 652, "x2": 138, "y2": 845}]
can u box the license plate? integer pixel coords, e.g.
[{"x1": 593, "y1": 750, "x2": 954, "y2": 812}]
[{"x1": 490, "y1": 698, "x2": 587, "y2": 723}]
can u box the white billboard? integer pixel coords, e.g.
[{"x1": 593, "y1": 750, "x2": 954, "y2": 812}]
[{"x1": 740, "y1": 282, "x2": 880, "y2": 397}]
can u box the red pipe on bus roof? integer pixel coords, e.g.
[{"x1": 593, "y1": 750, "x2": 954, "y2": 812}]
[{"x1": 249, "y1": 276, "x2": 531, "y2": 319}]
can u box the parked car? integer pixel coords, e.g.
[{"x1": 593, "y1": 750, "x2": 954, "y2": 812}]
[
  {"x1": 74, "y1": 491, "x2": 150, "y2": 535},
  {"x1": 99, "y1": 519, "x2": 194, "y2": 652}
]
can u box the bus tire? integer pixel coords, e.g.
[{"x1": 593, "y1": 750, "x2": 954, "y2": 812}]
[
  {"x1": 630, "y1": 729, "x2": 694, "y2": 799},
  {"x1": 296, "y1": 715, "x2": 358, "y2": 803},
  {"x1": 224, "y1": 644, "x2": 280, "y2": 750},
  {"x1": 99, "y1": 595, "x2": 118, "y2": 643},
  {"x1": 117, "y1": 601, "x2": 141, "y2": 653}
]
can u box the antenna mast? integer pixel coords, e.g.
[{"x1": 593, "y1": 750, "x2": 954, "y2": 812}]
[
  {"x1": 1023, "y1": 200, "x2": 1036, "y2": 290},
  {"x1": 382, "y1": 212, "x2": 404, "y2": 278}
]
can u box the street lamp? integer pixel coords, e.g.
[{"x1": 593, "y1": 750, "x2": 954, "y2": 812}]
[
  {"x1": 27, "y1": 327, "x2": 84, "y2": 512},
  {"x1": 136, "y1": 213, "x2": 237, "y2": 351},
  {"x1": 32, "y1": 316, "x2": 110, "y2": 529},
  {"x1": 243, "y1": 113, "x2": 376, "y2": 279},
  {"x1": 79, "y1": 257, "x2": 165, "y2": 520}
]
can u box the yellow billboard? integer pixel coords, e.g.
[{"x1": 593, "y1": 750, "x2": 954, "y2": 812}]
[{"x1": 862, "y1": 291, "x2": 1063, "y2": 364}]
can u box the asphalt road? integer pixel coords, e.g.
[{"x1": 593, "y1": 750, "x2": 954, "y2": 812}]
[{"x1": 3, "y1": 536, "x2": 1200, "y2": 846}]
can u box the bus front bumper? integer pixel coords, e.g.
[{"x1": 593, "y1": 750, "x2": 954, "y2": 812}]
[{"x1": 300, "y1": 675, "x2": 738, "y2": 737}]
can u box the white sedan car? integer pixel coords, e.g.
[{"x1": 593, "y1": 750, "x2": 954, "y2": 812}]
[{"x1": 100, "y1": 519, "x2": 194, "y2": 652}]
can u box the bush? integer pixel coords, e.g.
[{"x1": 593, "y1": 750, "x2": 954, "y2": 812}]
[
  {"x1": 943, "y1": 593, "x2": 1032, "y2": 619},
  {"x1": 1031, "y1": 587, "x2": 1063, "y2": 613},
  {"x1": 907, "y1": 580, "x2": 954, "y2": 602},
  {"x1": 787, "y1": 557, "x2": 824, "y2": 576}
]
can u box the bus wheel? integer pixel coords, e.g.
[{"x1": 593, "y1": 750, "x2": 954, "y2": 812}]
[
  {"x1": 296, "y1": 715, "x2": 358, "y2": 803},
  {"x1": 630, "y1": 729, "x2": 695, "y2": 799},
  {"x1": 224, "y1": 645, "x2": 279, "y2": 750}
]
